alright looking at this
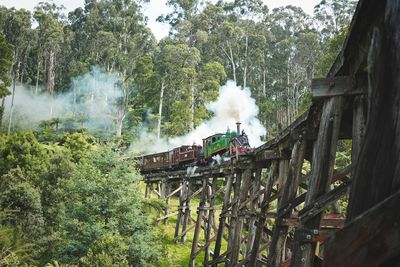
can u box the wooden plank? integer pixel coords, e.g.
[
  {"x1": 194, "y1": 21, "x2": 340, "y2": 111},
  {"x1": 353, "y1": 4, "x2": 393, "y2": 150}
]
[
  {"x1": 166, "y1": 185, "x2": 182, "y2": 199},
  {"x1": 246, "y1": 169, "x2": 261, "y2": 258},
  {"x1": 226, "y1": 172, "x2": 242, "y2": 265},
  {"x1": 157, "y1": 211, "x2": 179, "y2": 221},
  {"x1": 174, "y1": 223, "x2": 196, "y2": 241},
  {"x1": 290, "y1": 96, "x2": 344, "y2": 267},
  {"x1": 299, "y1": 179, "x2": 351, "y2": 222},
  {"x1": 189, "y1": 178, "x2": 207, "y2": 267},
  {"x1": 325, "y1": 189, "x2": 400, "y2": 267},
  {"x1": 346, "y1": 95, "x2": 367, "y2": 223},
  {"x1": 312, "y1": 76, "x2": 365, "y2": 98},
  {"x1": 269, "y1": 140, "x2": 306, "y2": 267},
  {"x1": 248, "y1": 162, "x2": 278, "y2": 267},
  {"x1": 163, "y1": 180, "x2": 170, "y2": 224},
  {"x1": 255, "y1": 149, "x2": 280, "y2": 162},
  {"x1": 229, "y1": 169, "x2": 252, "y2": 265},
  {"x1": 282, "y1": 217, "x2": 345, "y2": 228},
  {"x1": 346, "y1": 0, "x2": 400, "y2": 221},
  {"x1": 181, "y1": 179, "x2": 192, "y2": 242},
  {"x1": 203, "y1": 178, "x2": 217, "y2": 266},
  {"x1": 152, "y1": 189, "x2": 161, "y2": 197},
  {"x1": 174, "y1": 180, "x2": 185, "y2": 241},
  {"x1": 212, "y1": 175, "x2": 233, "y2": 266},
  {"x1": 145, "y1": 183, "x2": 151, "y2": 198},
  {"x1": 188, "y1": 187, "x2": 203, "y2": 200}
]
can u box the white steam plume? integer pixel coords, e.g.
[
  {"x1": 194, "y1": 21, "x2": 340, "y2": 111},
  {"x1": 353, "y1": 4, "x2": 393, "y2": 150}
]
[
  {"x1": 3, "y1": 66, "x2": 122, "y2": 134},
  {"x1": 134, "y1": 81, "x2": 266, "y2": 154}
]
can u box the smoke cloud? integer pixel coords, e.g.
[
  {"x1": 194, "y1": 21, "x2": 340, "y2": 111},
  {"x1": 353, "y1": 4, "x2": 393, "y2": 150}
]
[
  {"x1": 133, "y1": 81, "x2": 266, "y2": 154},
  {"x1": 3, "y1": 66, "x2": 122, "y2": 134}
]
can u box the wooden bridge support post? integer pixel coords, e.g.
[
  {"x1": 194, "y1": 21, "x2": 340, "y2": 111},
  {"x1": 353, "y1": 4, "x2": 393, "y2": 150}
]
[
  {"x1": 190, "y1": 177, "x2": 208, "y2": 267},
  {"x1": 174, "y1": 177, "x2": 185, "y2": 241},
  {"x1": 181, "y1": 178, "x2": 192, "y2": 242},
  {"x1": 161, "y1": 178, "x2": 170, "y2": 224},
  {"x1": 326, "y1": 3, "x2": 400, "y2": 265},
  {"x1": 213, "y1": 174, "x2": 233, "y2": 266},
  {"x1": 145, "y1": 182, "x2": 151, "y2": 198},
  {"x1": 290, "y1": 96, "x2": 344, "y2": 267},
  {"x1": 269, "y1": 140, "x2": 306, "y2": 267},
  {"x1": 246, "y1": 169, "x2": 262, "y2": 259},
  {"x1": 268, "y1": 159, "x2": 289, "y2": 266},
  {"x1": 204, "y1": 177, "x2": 217, "y2": 266},
  {"x1": 249, "y1": 161, "x2": 278, "y2": 267},
  {"x1": 225, "y1": 171, "x2": 242, "y2": 266},
  {"x1": 229, "y1": 169, "x2": 253, "y2": 265},
  {"x1": 156, "y1": 181, "x2": 164, "y2": 222}
]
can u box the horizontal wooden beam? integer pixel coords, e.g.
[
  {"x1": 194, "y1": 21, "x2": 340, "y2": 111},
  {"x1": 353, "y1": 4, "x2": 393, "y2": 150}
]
[
  {"x1": 299, "y1": 179, "x2": 352, "y2": 222},
  {"x1": 282, "y1": 217, "x2": 344, "y2": 228},
  {"x1": 324, "y1": 189, "x2": 400, "y2": 267},
  {"x1": 255, "y1": 149, "x2": 281, "y2": 162},
  {"x1": 312, "y1": 76, "x2": 365, "y2": 98}
]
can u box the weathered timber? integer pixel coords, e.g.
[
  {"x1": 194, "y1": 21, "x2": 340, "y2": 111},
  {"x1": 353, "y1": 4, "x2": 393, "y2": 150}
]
[
  {"x1": 282, "y1": 217, "x2": 344, "y2": 228},
  {"x1": 190, "y1": 178, "x2": 208, "y2": 267},
  {"x1": 174, "y1": 179, "x2": 185, "y2": 240},
  {"x1": 311, "y1": 76, "x2": 366, "y2": 98},
  {"x1": 204, "y1": 178, "x2": 217, "y2": 267},
  {"x1": 225, "y1": 172, "x2": 242, "y2": 267},
  {"x1": 213, "y1": 175, "x2": 233, "y2": 267},
  {"x1": 299, "y1": 179, "x2": 351, "y2": 222},
  {"x1": 325, "y1": 189, "x2": 400, "y2": 267},
  {"x1": 164, "y1": 180, "x2": 170, "y2": 224},
  {"x1": 269, "y1": 140, "x2": 306, "y2": 267},
  {"x1": 290, "y1": 95, "x2": 344, "y2": 267},
  {"x1": 229, "y1": 169, "x2": 252, "y2": 265},
  {"x1": 189, "y1": 186, "x2": 203, "y2": 200},
  {"x1": 152, "y1": 188, "x2": 161, "y2": 197},
  {"x1": 248, "y1": 162, "x2": 278, "y2": 267},
  {"x1": 145, "y1": 183, "x2": 151, "y2": 198},
  {"x1": 346, "y1": 0, "x2": 400, "y2": 221},
  {"x1": 346, "y1": 95, "x2": 367, "y2": 222},
  {"x1": 181, "y1": 179, "x2": 192, "y2": 242},
  {"x1": 174, "y1": 223, "x2": 196, "y2": 242},
  {"x1": 246, "y1": 169, "x2": 261, "y2": 258},
  {"x1": 167, "y1": 185, "x2": 182, "y2": 199},
  {"x1": 327, "y1": 0, "x2": 384, "y2": 77},
  {"x1": 157, "y1": 211, "x2": 179, "y2": 221}
]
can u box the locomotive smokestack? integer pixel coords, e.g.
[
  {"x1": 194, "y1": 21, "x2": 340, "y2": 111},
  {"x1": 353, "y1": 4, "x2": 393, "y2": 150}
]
[{"x1": 236, "y1": 122, "x2": 241, "y2": 135}]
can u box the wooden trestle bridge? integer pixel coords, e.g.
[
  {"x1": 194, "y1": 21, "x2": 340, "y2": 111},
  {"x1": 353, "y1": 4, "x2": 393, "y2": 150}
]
[{"x1": 141, "y1": 1, "x2": 400, "y2": 266}]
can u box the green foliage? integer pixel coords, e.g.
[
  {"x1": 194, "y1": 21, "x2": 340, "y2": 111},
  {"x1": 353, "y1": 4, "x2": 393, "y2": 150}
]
[
  {"x1": 51, "y1": 147, "x2": 162, "y2": 266},
  {"x1": 0, "y1": 130, "x2": 162, "y2": 266},
  {"x1": 79, "y1": 233, "x2": 129, "y2": 267},
  {"x1": 0, "y1": 32, "x2": 13, "y2": 98},
  {"x1": 0, "y1": 224, "x2": 35, "y2": 266}
]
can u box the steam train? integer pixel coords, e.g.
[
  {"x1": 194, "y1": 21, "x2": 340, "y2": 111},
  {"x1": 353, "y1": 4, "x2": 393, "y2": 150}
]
[{"x1": 138, "y1": 123, "x2": 254, "y2": 173}]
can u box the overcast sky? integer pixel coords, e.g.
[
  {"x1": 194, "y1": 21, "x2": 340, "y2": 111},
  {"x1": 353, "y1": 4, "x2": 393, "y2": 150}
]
[{"x1": 0, "y1": 0, "x2": 320, "y2": 40}]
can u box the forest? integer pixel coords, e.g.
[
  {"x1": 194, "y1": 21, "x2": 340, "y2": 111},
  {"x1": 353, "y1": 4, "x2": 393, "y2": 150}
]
[{"x1": 0, "y1": 0, "x2": 357, "y2": 266}]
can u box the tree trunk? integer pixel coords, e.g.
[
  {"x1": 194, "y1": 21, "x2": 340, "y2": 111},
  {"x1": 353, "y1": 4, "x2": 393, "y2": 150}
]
[
  {"x1": 48, "y1": 49, "x2": 56, "y2": 117},
  {"x1": 7, "y1": 75, "x2": 16, "y2": 135},
  {"x1": 190, "y1": 83, "x2": 195, "y2": 131},
  {"x1": 228, "y1": 43, "x2": 237, "y2": 84},
  {"x1": 0, "y1": 97, "x2": 5, "y2": 128},
  {"x1": 263, "y1": 69, "x2": 266, "y2": 96},
  {"x1": 116, "y1": 87, "x2": 128, "y2": 137},
  {"x1": 243, "y1": 35, "x2": 248, "y2": 88},
  {"x1": 35, "y1": 56, "x2": 41, "y2": 95},
  {"x1": 157, "y1": 81, "x2": 165, "y2": 139}
]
